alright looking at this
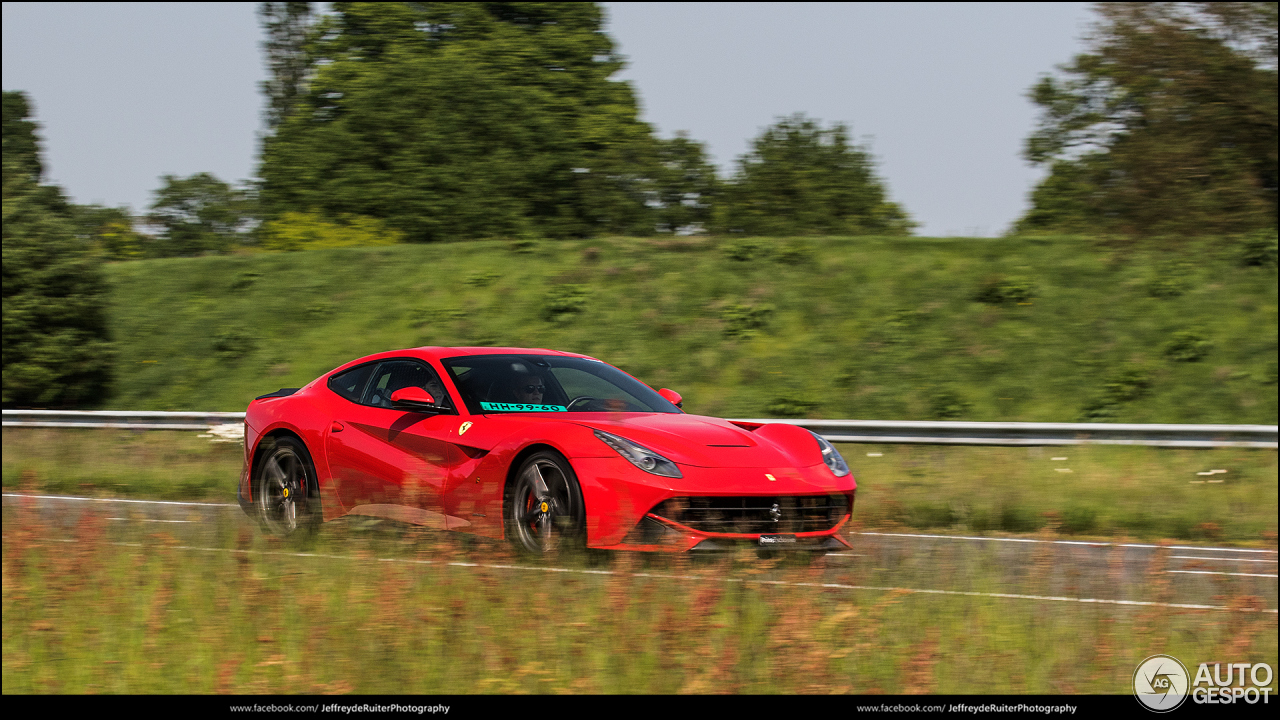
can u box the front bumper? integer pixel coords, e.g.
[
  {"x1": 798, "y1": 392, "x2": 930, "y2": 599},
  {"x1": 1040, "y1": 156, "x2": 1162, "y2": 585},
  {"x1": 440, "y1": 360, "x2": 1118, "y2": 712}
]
[
  {"x1": 572, "y1": 456, "x2": 856, "y2": 551},
  {"x1": 595, "y1": 513, "x2": 856, "y2": 552}
]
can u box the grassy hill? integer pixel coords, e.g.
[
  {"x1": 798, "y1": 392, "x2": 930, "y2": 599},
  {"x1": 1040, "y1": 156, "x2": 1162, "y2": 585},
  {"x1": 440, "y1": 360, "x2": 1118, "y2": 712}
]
[{"x1": 104, "y1": 235, "x2": 1277, "y2": 422}]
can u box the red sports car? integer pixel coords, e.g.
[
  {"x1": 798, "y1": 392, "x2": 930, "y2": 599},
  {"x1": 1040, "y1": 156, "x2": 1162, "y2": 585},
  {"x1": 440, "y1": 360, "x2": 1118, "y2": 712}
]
[{"x1": 238, "y1": 347, "x2": 856, "y2": 553}]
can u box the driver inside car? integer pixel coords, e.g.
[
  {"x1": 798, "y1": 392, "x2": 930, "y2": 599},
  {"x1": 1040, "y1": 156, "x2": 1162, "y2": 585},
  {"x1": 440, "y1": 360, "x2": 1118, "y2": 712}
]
[
  {"x1": 511, "y1": 373, "x2": 547, "y2": 405},
  {"x1": 421, "y1": 375, "x2": 447, "y2": 406}
]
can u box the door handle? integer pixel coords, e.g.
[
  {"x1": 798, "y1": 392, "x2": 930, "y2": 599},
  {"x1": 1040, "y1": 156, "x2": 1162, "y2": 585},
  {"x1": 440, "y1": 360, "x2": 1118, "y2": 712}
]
[{"x1": 331, "y1": 421, "x2": 345, "y2": 433}]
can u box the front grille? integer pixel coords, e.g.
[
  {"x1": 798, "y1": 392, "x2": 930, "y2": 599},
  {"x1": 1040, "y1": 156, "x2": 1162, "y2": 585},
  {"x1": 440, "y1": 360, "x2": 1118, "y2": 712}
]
[{"x1": 651, "y1": 494, "x2": 851, "y2": 535}]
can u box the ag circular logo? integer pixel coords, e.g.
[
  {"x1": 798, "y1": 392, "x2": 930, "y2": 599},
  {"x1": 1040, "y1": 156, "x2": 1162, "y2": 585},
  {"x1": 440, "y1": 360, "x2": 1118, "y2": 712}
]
[{"x1": 1134, "y1": 654, "x2": 1190, "y2": 712}]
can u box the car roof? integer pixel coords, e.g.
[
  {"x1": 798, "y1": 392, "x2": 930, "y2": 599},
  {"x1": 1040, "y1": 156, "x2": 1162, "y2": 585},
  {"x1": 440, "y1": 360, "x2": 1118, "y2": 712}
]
[{"x1": 326, "y1": 346, "x2": 596, "y2": 376}]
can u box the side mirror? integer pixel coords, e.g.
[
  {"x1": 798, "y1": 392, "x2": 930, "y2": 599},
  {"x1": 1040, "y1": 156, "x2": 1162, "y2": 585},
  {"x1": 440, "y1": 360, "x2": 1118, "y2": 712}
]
[
  {"x1": 390, "y1": 386, "x2": 439, "y2": 412},
  {"x1": 658, "y1": 388, "x2": 683, "y2": 409}
]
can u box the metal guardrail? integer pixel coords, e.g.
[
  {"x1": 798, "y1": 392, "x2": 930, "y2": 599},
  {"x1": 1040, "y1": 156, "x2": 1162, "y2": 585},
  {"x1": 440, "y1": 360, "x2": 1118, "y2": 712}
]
[
  {"x1": 2, "y1": 410, "x2": 245, "y2": 431},
  {"x1": 3, "y1": 410, "x2": 1276, "y2": 448},
  {"x1": 734, "y1": 419, "x2": 1278, "y2": 449}
]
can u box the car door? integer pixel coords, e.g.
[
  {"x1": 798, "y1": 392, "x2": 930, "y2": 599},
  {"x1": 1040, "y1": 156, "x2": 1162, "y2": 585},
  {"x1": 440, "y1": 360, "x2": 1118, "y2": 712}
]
[{"x1": 325, "y1": 359, "x2": 458, "y2": 514}]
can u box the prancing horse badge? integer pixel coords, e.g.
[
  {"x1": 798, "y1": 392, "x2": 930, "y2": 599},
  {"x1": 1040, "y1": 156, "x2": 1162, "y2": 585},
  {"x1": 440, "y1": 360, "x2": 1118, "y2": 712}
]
[{"x1": 458, "y1": 421, "x2": 473, "y2": 435}]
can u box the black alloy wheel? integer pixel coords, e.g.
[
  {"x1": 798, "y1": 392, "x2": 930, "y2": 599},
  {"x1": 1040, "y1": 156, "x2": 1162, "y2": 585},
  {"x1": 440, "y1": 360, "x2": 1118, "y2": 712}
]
[
  {"x1": 254, "y1": 436, "x2": 319, "y2": 537},
  {"x1": 507, "y1": 451, "x2": 586, "y2": 554}
]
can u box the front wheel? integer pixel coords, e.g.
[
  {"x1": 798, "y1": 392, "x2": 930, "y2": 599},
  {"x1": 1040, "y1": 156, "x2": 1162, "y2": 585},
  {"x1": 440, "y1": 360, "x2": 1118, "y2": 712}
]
[
  {"x1": 507, "y1": 451, "x2": 586, "y2": 554},
  {"x1": 254, "y1": 436, "x2": 319, "y2": 537}
]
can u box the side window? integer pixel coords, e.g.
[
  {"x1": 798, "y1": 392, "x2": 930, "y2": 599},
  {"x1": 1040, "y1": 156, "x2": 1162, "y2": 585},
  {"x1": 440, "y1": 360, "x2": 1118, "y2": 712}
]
[
  {"x1": 328, "y1": 363, "x2": 376, "y2": 403},
  {"x1": 363, "y1": 360, "x2": 452, "y2": 409}
]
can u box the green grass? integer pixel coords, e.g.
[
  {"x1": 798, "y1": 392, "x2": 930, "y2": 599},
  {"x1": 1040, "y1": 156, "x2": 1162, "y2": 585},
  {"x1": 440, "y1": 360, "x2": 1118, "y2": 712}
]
[
  {"x1": 102, "y1": 235, "x2": 1278, "y2": 423},
  {"x1": 4, "y1": 508, "x2": 1276, "y2": 694},
  {"x1": 2, "y1": 428, "x2": 243, "y2": 502},
  {"x1": 4, "y1": 429, "x2": 1275, "y2": 543},
  {"x1": 845, "y1": 443, "x2": 1278, "y2": 544}
]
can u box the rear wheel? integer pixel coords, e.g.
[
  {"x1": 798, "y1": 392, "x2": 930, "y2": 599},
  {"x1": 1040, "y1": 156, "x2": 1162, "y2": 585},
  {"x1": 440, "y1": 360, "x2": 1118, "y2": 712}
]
[
  {"x1": 507, "y1": 451, "x2": 585, "y2": 554},
  {"x1": 254, "y1": 436, "x2": 319, "y2": 537}
]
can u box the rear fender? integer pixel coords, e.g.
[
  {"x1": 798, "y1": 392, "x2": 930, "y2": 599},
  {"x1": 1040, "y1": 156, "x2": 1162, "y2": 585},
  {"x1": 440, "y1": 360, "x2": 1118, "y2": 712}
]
[{"x1": 245, "y1": 391, "x2": 344, "y2": 519}]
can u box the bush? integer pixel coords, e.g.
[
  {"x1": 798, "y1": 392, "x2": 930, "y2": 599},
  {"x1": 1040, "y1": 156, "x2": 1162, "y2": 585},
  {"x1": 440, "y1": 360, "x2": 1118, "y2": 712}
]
[
  {"x1": 869, "y1": 309, "x2": 927, "y2": 346},
  {"x1": 1163, "y1": 331, "x2": 1211, "y2": 362},
  {"x1": 774, "y1": 238, "x2": 814, "y2": 265},
  {"x1": 967, "y1": 508, "x2": 994, "y2": 534},
  {"x1": 508, "y1": 236, "x2": 540, "y2": 254},
  {"x1": 974, "y1": 276, "x2": 1037, "y2": 304},
  {"x1": 1144, "y1": 259, "x2": 1197, "y2": 298},
  {"x1": 542, "y1": 285, "x2": 589, "y2": 323},
  {"x1": 764, "y1": 396, "x2": 817, "y2": 418},
  {"x1": 464, "y1": 271, "x2": 498, "y2": 287},
  {"x1": 231, "y1": 271, "x2": 261, "y2": 290},
  {"x1": 908, "y1": 503, "x2": 956, "y2": 529},
  {"x1": 1078, "y1": 396, "x2": 1118, "y2": 422},
  {"x1": 1146, "y1": 274, "x2": 1188, "y2": 298},
  {"x1": 1240, "y1": 229, "x2": 1277, "y2": 268},
  {"x1": 1103, "y1": 366, "x2": 1152, "y2": 402},
  {"x1": 834, "y1": 366, "x2": 858, "y2": 388},
  {"x1": 213, "y1": 330, "x2": 256, "y2": 362},
  {"x1": 1079, "y1": 364, "x2": 1152, "y2": 420},
  {"x1": 1060, "y1": 505, "x2": 1098, "y2": 534},
  {"x1": 722, "y1": 237, "x2": 764, "y2": 262},
  {"x1": 927, "y1": 387, "x2": 971, "y2": 420},
  {"x1": 258, "y1": 212, "x2": 402, "y2": 252},
  {"x1": 999, "y1": 504, "x2": 1042, "y2": 533},
  {"x1": 304, "y1": 300, "x2": 335, "y2": 318},
  {"x1": 721, "y1": 303, "x2": 772, "y2": 337}
]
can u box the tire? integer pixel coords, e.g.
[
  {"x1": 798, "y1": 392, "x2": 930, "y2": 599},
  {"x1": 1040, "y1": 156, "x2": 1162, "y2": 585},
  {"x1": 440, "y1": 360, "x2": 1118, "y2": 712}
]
[
  {"x1": 506, "y1": 450, "x2": 586, "y2": 555},
  {"x1": 254, "y1": 436, "x2": 320, "y2": 537}
]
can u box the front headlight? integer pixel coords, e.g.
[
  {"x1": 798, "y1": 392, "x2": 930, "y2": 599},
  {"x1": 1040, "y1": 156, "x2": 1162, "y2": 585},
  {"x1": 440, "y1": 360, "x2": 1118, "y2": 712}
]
[
  {"x1": 593, "y1": 429, "x2": 683, "y2": 478},
  {"x1": 811, "y1": 431, "x2": 850, "y2": 477}
]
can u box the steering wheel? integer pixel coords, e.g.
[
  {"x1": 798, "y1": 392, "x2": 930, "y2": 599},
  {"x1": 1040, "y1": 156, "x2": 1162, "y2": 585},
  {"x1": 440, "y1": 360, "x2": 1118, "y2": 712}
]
[{"x1": 565, "y1": 396, "x2": 597, "y2": 411}]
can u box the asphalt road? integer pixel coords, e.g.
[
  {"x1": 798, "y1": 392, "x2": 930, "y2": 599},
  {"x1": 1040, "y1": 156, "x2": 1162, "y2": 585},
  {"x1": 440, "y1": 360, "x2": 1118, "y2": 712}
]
[{"x1": 4, "y1": 492, "x2": 1275, "y2": 612}]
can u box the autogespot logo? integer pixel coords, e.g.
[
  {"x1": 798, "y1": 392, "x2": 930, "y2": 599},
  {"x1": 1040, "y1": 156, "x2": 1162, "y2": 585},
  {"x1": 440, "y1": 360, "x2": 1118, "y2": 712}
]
[{"x1": 1134, "y1": 654, "x2": 1190, "y2": 712}]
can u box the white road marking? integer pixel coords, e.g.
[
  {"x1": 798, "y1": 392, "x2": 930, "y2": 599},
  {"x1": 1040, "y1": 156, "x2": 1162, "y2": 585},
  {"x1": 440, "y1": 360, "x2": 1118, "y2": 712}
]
[
  {"x1": 159, "y1": 546, "x2": 1280, "y2": 612},
  {"x1": 855, "y1": 531, "x2": 1278, "y2": 554},
  {"x1": 107, "y1": 517, "x2": 194, "y2": 524},
  {"x1": 1168, "y1": 570, "x2": 1278, "y2": 579},
  {"x1": 3, "y1": 493, "x2": 237, "y2": 508},
  {"x1": 8, "y1": 494, "x2": 1277, "y2": 557},
  {"x1": 1173, "y1": 555, "x2": 1279, "y2": 564},
  {"x1": 36, "y1": 536, "x2": 1277, "y2": 613}
]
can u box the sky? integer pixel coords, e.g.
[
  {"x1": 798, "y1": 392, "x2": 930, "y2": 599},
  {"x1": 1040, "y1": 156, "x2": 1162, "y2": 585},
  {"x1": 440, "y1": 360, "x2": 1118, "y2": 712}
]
[{"x1": 1, "y1": 2, "x2": 1094, "y2": 237}]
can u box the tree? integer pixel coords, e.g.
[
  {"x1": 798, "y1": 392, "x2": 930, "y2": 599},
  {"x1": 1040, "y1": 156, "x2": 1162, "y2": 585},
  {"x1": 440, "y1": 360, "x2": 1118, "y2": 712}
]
[
  {"x1": 651, "y1": 132, "x2": 718, "y2": 233},
  {"x1": 2, "y1": 92, "x2": 112, "y2": 407},
  {"x1": 1016, "y1": 2, "x2": 1278, "y2": 237},
  {"x1": 715, "y1": 114, "x2": 914, "y2": 236},
  {"x1": 70, "y1": 204, "x2": 147, "y2": 260},
  {"x1": 145, "y1": 173, "x2": 255, "y2": 256},
  {"x1": 257, "y1": 2, "x2": 660, "y2": 242},
  {"x1": 3, "y1": 91, "x2": 43, "y2": 184},
  {"x1": 259, "y1": 2, "x2": 315, "y2": 129}
]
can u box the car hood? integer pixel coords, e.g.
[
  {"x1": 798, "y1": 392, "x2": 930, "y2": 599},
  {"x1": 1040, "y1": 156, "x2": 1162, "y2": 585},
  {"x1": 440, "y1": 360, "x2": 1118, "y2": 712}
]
[{"x1": 571, "y1": 413, "x2": 822, "y2": 469}]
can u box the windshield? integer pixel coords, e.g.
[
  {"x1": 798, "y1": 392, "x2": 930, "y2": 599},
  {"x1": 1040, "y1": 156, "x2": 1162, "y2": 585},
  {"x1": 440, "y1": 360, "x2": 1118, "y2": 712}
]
[{"x1": 442, "y1": 355, "x2": 681, "y2": 415}]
